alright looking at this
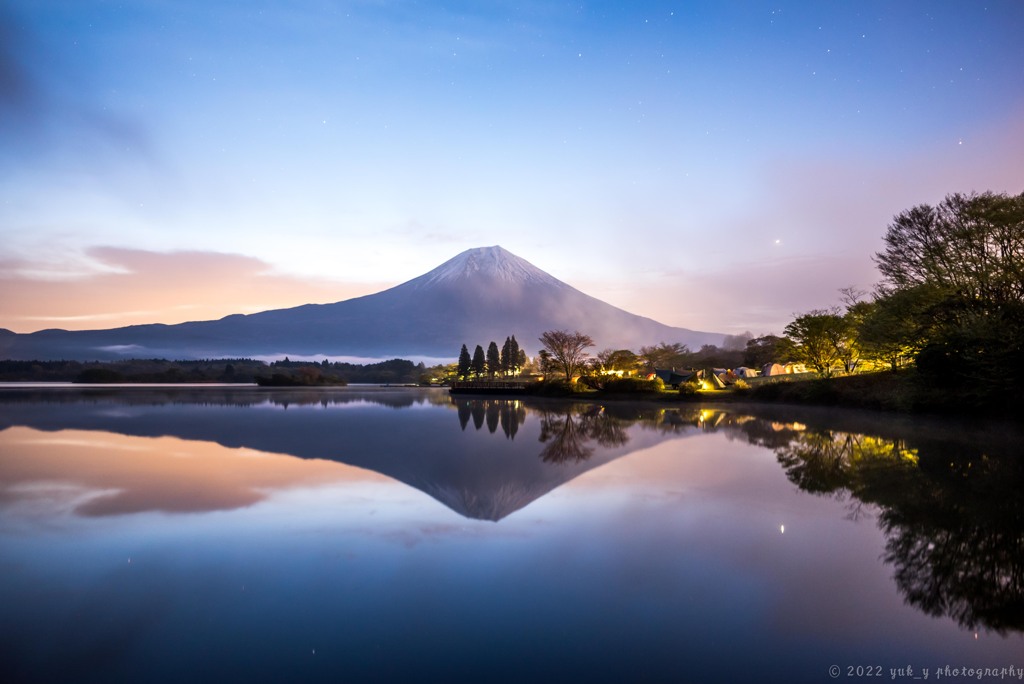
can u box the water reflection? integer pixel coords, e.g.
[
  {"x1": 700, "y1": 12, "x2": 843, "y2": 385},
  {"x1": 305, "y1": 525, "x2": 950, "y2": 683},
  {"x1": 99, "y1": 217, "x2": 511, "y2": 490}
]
[
  {"x1": 760, "y1": 423, "x2": 1024, "y2": 635},
  {"x1": 1, "y1": 388, "x2": 1022, "y2": 636},
  {"x1": 537, "y1": 404, "x2": 630, "y2": 463},
  {"x1": 0, "y1": 390, "x2": 669, "y2": 523}
]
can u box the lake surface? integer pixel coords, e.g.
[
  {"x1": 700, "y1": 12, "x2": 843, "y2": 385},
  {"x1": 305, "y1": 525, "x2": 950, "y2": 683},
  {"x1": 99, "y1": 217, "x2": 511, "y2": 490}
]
[{"x1": 1, "y1": 387, "x2": 1021, "y2": 683}]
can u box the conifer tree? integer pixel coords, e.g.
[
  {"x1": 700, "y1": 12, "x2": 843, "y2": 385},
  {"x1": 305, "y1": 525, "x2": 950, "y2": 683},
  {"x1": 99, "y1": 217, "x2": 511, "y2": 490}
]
[
  {"x1": 472, "y1": 345, "x2": 486, "y2": 378},
  {"x1": 457, "y1": 344, "x2": 472, "y2": 379},
  {"x1": 500, "y1": 336, "x2": 512, "y2": 376},
  {"x1": 486, "y1": 341, "x2": 501, "y2": 378},
  {"x1": 509, "y1": 335, "x2": 521, "y2": 375}
]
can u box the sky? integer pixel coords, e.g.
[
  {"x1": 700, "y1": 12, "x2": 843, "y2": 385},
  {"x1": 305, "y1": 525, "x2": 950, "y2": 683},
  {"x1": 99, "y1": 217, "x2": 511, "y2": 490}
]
[{"x1": 2, "y1": 0, "x2": 1023, "y2": 338}]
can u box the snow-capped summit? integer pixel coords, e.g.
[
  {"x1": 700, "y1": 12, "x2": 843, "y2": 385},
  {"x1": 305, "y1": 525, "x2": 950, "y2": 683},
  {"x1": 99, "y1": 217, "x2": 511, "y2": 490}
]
[{"x1": 407, "y1": 246, "x2": 563, "y2": 289}]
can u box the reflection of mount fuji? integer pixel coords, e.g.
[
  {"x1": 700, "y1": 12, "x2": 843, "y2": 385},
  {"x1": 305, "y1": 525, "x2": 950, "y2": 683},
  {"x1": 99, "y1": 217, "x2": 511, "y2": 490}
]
[
  {"x1": 0, "y1": 389, "x2": 702, "y2": 521},
  {"x1": 5, "y1": 389, "x2": 1022, "y2": 633}
]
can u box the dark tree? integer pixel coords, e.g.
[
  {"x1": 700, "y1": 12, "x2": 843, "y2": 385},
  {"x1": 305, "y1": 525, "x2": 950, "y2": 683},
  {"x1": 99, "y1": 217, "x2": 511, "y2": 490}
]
[
  {"x1": 784, "y1": 309, "x2": 846, "y2": 377},
  {"x1": 471, "y1": 345, "x2": 486, "y2": 378},
  {"x1": 872, "y1": 191, "x2": 1024, "y2": 405},
  {"x1": 486, "y1": 341, "x2": 501, "y2": 378},
  {"x1": 743, "y1": 335, "x2": 795, "y2": 368},
  {"x1": 598, "y1": 349, "x2": 642, "y2": 374},
  {"x1": 539, "y1": 329, "x2": 595, "y2": 381},
  {"x1": 457, "y1": 344, "x2": 472, "y2": 379},
  {"x1": 874, "y1": 191, "x2": 1024, "y2": 308},
  {"x1": 500, "y1": 336, "x2": 513, "y2": 376},
  {"x1": 638, "y1": 342, "x2": 689, "y2": 371},
  {"x1": 509, "y1": 335, "x2": 521, "y2": 375}
]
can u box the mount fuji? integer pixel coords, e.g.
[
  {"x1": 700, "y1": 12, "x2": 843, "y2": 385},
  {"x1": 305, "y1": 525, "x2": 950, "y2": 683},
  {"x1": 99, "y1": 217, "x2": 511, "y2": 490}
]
[{"x1": 0, "y1": 246, "x2": 724, "y2": 361}]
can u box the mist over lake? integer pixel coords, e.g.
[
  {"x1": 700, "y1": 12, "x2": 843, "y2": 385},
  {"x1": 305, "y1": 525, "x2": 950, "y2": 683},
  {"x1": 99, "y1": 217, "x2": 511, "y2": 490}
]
[{"x1": 1, "y1": 387, "x2": 1021, "y2": 684}]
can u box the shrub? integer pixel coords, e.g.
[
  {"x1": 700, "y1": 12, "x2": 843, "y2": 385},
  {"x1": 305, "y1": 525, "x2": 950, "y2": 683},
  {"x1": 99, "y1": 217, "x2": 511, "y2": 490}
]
[
  {"x1": 534, "y1": 379, "x2": 578, "y2": 396},
  {"x1": 678, "y1": 381, "x2": 700, "y2": 397},
  {"x1": 602, "y1": 377, "x2": 664, "y2": 394}
]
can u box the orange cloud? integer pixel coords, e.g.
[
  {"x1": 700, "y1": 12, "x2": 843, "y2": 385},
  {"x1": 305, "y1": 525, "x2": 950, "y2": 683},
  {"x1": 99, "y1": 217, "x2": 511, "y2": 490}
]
[{"x1": 0, "y1": 247, "x2": 390, "y2": 333}]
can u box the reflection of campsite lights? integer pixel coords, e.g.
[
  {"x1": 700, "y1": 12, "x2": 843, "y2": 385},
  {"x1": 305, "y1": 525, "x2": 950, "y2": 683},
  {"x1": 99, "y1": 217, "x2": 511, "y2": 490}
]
[{"x1": 698, "y1": 410, "x2": 711, "y2": 424}]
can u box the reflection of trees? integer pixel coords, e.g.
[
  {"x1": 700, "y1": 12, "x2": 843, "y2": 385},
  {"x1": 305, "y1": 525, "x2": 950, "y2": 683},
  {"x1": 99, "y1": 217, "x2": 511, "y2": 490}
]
[
  {"x1": 765, "y1": 425, "x2": 1024, "y2": 635},
  {"x1": 452, "y1": 399, "x2": 527, "y2": 440},
  {"x1": 446, "y1": 395, "x2": 1024, "y2": 633},
  {"x1": 450, "y1": 399, "x2": 632, "y2": 462},
  {"x1": 500, "y1": 403, "x2": 526, "y2": 440},
  {"x1": 537, "y1": 405, "x2": 629, "y2": 464}
]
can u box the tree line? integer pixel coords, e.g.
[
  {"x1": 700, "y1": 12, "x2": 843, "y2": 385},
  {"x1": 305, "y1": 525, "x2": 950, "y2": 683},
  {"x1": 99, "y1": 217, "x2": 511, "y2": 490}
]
[
  {"x1": 456, "y1": 336, "x2": 527, "y2": 379},
  {"x1": 779, "y1": 190, "x2": 1023, "y2": 409},
  {"x1": 536, "y1": 334, "x2": 763, "y2": 380},
  {"x1": 502, "y1": 190, "x2": 1023, "y2": 413},
  {"x1": 0, "y1": 357, "x2": 433, "y2": 385}
]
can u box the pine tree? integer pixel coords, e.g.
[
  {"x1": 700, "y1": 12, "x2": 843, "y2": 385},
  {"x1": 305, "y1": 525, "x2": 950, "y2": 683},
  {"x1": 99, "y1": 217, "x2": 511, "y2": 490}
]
[
  {"x1": 457, "y1": 344, "x2": 472, "y2": 379},
  {"x1": 486, "y1": 341, "x2": 501, "y2": 378},
  {"x1": 472, "y1": 345, "x2": 486, "y2": 378},
  {"x1": 500, "y1": 336, "x2": 512, "y2": 376},
  {"x1": 510, "y1": 335, "x2": 521, "y2": 375}
]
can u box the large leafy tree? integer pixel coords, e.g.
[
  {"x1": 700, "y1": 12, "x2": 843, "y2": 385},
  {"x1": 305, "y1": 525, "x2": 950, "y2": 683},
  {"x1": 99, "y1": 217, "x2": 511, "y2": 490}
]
[
  {"x1": 874, "y1": 191, "x2": 1024, "y2": 309},
  {"x1": 784, "y1": 310, "x2": 846, "y2": 377},
  {"x1": 858, "y1": 286, "x2": 941, "y2": 371},
  {"x1": 539, "y1": 330, "x2": 595, "y2": 381},
  {"x1": 743, "y1": 335, "x2": 796, "y2": 368},
  {"x1": 873, "y1": 191, "x2": 1024, "y2": 402},
  {"x1": 597, "y1": 348, "x2": 642, "y2": 375},
  {"x1": 638, "y1": 342, "x2": 690, "y2": 372}
]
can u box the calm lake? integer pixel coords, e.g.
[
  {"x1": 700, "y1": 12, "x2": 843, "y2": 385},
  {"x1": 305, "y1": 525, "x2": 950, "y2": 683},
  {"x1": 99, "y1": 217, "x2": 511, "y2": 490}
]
[{"x1": 1, "y1": 387, "x2": 1021, "y2": 683}]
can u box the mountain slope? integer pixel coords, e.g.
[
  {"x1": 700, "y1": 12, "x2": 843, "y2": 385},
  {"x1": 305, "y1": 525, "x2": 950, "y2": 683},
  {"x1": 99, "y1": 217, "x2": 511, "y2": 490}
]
[{"x1": 0, "y1": 246, "x2": 724, "y2": 360}]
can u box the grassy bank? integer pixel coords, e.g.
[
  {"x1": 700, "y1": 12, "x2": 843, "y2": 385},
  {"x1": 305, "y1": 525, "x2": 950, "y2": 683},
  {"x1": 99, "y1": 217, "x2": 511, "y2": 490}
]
[
  {"x1": 518, "y1": 370, "x2": 1019, "y2": 418},
  {"x1": 740, "y1": 369, "x2": 1019, "y2": 417}
]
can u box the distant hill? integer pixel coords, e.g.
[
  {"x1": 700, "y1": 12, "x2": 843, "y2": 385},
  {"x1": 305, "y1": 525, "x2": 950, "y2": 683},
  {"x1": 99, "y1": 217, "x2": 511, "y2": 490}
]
[{"x1": 0, "y1": 246, "x2": 724, "y2": 361}]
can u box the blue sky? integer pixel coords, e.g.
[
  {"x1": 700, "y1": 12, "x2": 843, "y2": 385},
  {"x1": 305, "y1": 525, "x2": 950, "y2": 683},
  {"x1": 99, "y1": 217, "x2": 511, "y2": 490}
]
[{"x1": 2, "y1": 0, "x2": 1022, "y2": 336}]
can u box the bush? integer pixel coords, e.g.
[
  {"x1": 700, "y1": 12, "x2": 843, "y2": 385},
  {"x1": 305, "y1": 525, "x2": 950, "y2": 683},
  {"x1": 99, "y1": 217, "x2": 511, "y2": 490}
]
[
  {"x1": 678, "y1": 381, "x2": 700, "y2": 397},
  {"x1": 602, "y1": 377, "x2": 665, "y2": 394},
  {"x1": 533, "y1": 379, "x2": 579, "y2": 396}
]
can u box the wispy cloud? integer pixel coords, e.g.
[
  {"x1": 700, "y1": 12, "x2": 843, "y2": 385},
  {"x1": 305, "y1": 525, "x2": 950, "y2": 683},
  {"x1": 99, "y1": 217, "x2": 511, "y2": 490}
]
[{"x1": 0, "y1": 247, "x2": 387, "y2": 333}]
